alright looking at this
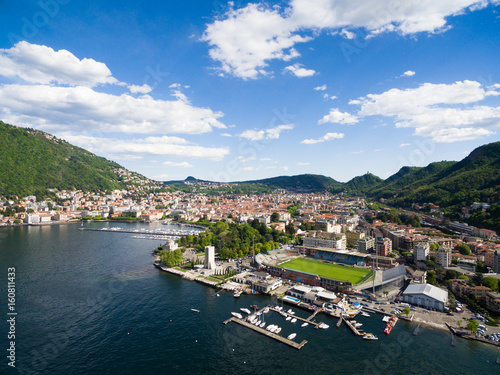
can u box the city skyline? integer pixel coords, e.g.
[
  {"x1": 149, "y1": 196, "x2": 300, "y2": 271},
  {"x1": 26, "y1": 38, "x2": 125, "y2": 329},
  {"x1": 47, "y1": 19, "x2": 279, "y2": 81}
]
[{"x1": 1, "y1": 0, "x2": 500, "y2": 182}]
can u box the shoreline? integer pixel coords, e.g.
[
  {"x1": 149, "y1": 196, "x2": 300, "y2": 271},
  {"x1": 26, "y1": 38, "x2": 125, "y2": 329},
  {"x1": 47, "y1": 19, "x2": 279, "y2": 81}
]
[{"x1": 153, "y1": 258, "x2": 500, "y2": 350}]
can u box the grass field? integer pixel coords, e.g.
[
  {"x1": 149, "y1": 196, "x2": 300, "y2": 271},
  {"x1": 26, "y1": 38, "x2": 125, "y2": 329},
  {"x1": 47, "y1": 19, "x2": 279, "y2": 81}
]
[{"x1": 279, "y1": 258, "x2": 371, "y2": 285}]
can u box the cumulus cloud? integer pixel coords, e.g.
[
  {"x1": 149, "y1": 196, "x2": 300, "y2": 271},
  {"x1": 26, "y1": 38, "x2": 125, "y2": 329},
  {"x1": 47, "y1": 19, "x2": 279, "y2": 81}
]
[
  {"x1": 301, "y1": 132, "x2": 344, "y2": 144},
  {"x1": 340, "y1": 29, "x2": 356, "y2": 39},
  {"x1": 203, "y1": 0, "x2": 493, "y2": 79},
  {"x1": 60, "y1": 134, "x2": 229, "y2": 161},
  {"x1": 402, "y1": 70, "x2": 416, "y2": 77},
  {"x1": 351, "y1": 80, "x2": 500, "y2": 142},
  {"x1": 0, "y1": 41, "x2": 119, "y2": 87},
  {"x1": 238, "y1": 124, "x2": 294, "y2": 140},
  {"x1": 163, "y1": 161, "x2": 193, "y2": 168},
  {"x1": 0, "y1": 84, "x2": 226, "y2": 135},
  {"x1": 318, "y1": 108, "x2": 359, "y2": 125},
  {"x1": 0, "y1": 42, "x2": 231, "y2": 162},
  {"x1": 128, "y1": 84, "x2": 152, "y2": 94},
  {"x1": 284, "y1": 63, "x2": 316, "y2": 77},
  {"x1": 314, "y1": 84, "x2": 327, "y2": 91}
]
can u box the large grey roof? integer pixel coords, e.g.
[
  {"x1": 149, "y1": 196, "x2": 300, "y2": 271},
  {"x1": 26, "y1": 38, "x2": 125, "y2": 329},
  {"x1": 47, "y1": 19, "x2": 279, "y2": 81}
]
[{"x1": 403, "y1": 283, "x2": 448, "y2": 303}]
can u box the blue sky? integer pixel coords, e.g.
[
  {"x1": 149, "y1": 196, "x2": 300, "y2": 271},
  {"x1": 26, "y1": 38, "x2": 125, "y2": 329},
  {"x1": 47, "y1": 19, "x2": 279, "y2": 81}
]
[{"x1": 1, "y1": 0, "x2": 500, "y2": 183}]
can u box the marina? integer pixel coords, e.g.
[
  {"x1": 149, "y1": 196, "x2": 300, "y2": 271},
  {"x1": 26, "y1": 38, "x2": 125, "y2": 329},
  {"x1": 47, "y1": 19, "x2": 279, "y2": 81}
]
[
  {"x1": 79, "y1": 226, "x2": 204, "y2": 237},
  {"x1": 224, "y1": 307, "x2": 308, "y2": 350}
]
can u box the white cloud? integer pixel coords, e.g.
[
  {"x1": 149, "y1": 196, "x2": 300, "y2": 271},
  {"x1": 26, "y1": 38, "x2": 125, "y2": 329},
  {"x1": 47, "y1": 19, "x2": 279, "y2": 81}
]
[
  {"x1": 260, "y1": 157, "x2": 272, "y2": 161},
  {"x1": 60, "y1": 134, "x2": 229, "y2": 161},
  {"x1": 402, "y1": 70, "x2": 416, "y2": 77},
  {"x1": 340, "y1": 29, "x2": 356, "y2": 39},
  {"x1": 203, "y1": 0, "x2": 493, "y2": 79},
  {"x1": 169, "y1": 83, "x2": 181, "y2": 88},
  {"x1": 314, "y1": 84, "x2": 327, "y2": 91},
  {"x1": 351, "y1": 150, "x2": 364, "y2": 154},
  {"x1": 330, "y1": 95, "x2": 337, "y2": 100},
  {"x1": 163, "y1": 161, "x2": 193, "y2": 168},
  {"x1": 297, "y1": 162, "x2": 310, "y2": 166},
  {"x1": 238, "y1": 124, "x2": 294, "y2": 140},
  {"x1": 323, "y1": 93, "x2": 329, "y2": 99},
  {"x1": 283, "y1": 165, "x2": 289, "y2": 171},
  {"x1": 235, "y1": 156, "x2": 256, "y2": 163},
  {"x1": 399, "y1": 143, "x2": 411, "y2": 147},
  {"x1": 352, "y1": 80, "x2": 500, "y2": 142},
  {"x1": 220, "y1": 133, "x2": 232, "y2": 137},
  {"x1": 0, "y1": 41, "x2": 119, "y2": 87},
  {"x1": 128, "y1": 84, "x2": 152, "y2": 94},
  {"x1": 243, "y1": 166, "x2": 255, "y2": 171},
  {"x1": 284, "y1": 63, "x2": 316, "y2": 77},
  {"x1": 0, "y1": 84, "x2": 226, "y2": 135},
  {"x1": 319, "y1": 108, "x2": 359, "y2": 125},
  {"x1": 301, "y1": 132, "x2": 344, "y2": 144}
]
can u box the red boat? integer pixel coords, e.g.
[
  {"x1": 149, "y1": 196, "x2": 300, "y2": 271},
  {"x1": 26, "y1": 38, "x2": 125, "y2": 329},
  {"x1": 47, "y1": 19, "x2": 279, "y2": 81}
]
[{"x1": 384, "y1": 315, "x2": 397, "y2": 335}]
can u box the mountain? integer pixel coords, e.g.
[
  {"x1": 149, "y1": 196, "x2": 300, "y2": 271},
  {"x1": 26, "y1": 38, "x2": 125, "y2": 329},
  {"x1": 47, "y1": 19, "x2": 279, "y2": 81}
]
[
  {"x1": 0, "y1": 121, "x2": 151, "y2": 198},
  {"x1": 336, "y1": 173, "x2": 384, "y2": 195},
  {"x1": 381, "y1": 142, "x2": 500, "y2": 207},
  {"x1": 244, "y1": 174, "x2": 343, "y2": 191}
]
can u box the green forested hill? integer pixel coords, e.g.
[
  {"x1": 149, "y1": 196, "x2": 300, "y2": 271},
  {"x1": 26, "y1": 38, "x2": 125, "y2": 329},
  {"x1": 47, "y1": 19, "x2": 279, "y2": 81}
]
[
  {"x1": 0, "y1": 121, "x2": 139, "y2": 198},
  {"x1": 244, "y1": 174, "x2": 343, "y2": 191}
]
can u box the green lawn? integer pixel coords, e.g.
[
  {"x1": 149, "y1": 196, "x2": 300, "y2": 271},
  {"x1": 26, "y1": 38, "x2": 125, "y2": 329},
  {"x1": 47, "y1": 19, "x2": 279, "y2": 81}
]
[{"x1": 279, "y1": 258, "x2": 371, "y2": 284}]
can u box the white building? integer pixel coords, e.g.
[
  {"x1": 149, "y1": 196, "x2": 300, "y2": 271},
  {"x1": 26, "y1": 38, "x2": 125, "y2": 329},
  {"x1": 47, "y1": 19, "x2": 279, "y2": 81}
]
[
  {"x1": 24, "y1": 214, "x2": 40, "y2": 224},
  {"x1": 414, "y1": 242, "x2": 430, "y2": 261},
  {"x1": 204, "y1": 246, "x2": 216, "y2": 270},
  {"x1": 402, "y1": 284, "x2": 448, "y2": 311},
  {"x1": 437, "y1": 246, "x2": 452, "y2": 267}
]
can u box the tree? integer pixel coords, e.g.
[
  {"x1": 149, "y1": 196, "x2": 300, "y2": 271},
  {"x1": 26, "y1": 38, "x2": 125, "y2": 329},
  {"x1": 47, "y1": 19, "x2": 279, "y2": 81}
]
[
  {"x1": 445, "y1": 269, "x2": 458, "y2": 280},
  {"x1": 427, "y1": 270, "x2": 437, "y2": 285},
  {"x1": 457, "y1": 320, "x2": 462, "y2": 327},
  {"x1": 430, "y1": 243, "x2": 440, "y2": 252},
  {"x1": 472, "y1": 272, "x2": 484, "y2": 287},
  {"x1": 270, "y1": 212, "x2": 280, "y2": 223},
  {"x1": 457, "y1": 244, "x2": 471, "y2": 256},
  {"x1": 483, "y1": 276, "x2": 499, "y2": 292},
  {"x1": 467, "y1": 319, "x2": 479, "y2": 333},
  {"x1": 403, "y1": 307, "x2": 411, "y2": 316}
]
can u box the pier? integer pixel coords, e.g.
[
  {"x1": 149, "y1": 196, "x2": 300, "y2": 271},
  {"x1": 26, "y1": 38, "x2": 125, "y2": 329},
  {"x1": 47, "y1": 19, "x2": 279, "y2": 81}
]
[
  {"x1": 79, "y1": 227, "x2": 202, "y2": 237},
  {"x1": 344, "y1": 318, "x2": 364, "y2": 336},
  {"x1": 223, "y1": 312, "x2": 308, "y2": 350},
  {"x1": 269, "y1": 306, "x2": 324, "y2": 328}
]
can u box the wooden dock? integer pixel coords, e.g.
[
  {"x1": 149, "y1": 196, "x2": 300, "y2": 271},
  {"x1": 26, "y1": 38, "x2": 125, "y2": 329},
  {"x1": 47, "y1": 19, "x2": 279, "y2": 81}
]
[
  {"x1": 223, "y1": 317, "x2": 308, "y2": 350},
  {"x1": 269, "y1": 306, "x2": 323, "y2": 328},
  {"x1": 344, "y1": 318, "x2": 364, "y2": 336}
]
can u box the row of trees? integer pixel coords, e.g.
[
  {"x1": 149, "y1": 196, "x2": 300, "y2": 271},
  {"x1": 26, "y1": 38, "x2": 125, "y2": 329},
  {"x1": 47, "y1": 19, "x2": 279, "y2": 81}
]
[
  {"x1": 159, "y1": 248, "x2": 183, "y2": 267},
  {"x1": 177, "y1": 219, "x2": 295, "y2": 260}
]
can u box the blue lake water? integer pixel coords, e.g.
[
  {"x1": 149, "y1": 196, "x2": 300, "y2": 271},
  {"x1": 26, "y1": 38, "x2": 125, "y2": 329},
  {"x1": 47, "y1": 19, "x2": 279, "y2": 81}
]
[{"x1": 1, "y1": 221, "x2": 499, "y2": 374}]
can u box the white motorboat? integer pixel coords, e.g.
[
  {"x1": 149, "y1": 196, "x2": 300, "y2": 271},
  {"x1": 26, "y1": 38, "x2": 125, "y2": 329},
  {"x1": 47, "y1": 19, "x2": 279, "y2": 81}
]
[
  {"x1": 361, "y1": 312, "x2": 370, "y2": 318},
  {"x1": 259, "y1": 322, "x2": 266, "y2": 328},
  {"x1": 301, "y1": 322, "x2": 309, "y2": 328},
  {"x1": 318, "y1": 323, "x2": 329, "y2": 329},
  {"x1": 231, "y1": 312, "x2": 243, "y2": 319},
  {"x1": 240, "y1": 308, "x2": 251, "y2": 314},
  {"x1": 275, "y1": 327, "x2": 282, "y2": 334},
  {"x1": 363, "y1": 333, "x2": 379, "y2": 340},
  {"x1": 291, "y1": 318, "x2": 297, "y2": 323},
  {"x1": 286, "y1": 316, "x2": 292, "y2": 321},
  {"x1": 354, "y1": 322, "x2": 363, "y2": 328},
  {"x1": 191, "y1": 309, "x2": 200, "y2": 313},
  {"x1": 263, "y1": 307, "x2": 270, "y2": 314},
  {"x1": 287, "y1": 333, "x2": 297, "y2": 340}
]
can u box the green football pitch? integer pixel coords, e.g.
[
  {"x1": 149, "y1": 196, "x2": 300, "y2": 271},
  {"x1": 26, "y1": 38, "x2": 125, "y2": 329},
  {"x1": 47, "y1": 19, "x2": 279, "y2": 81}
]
[{"x1": 278, "y1": 257, "x2": 371, "y2": 284}]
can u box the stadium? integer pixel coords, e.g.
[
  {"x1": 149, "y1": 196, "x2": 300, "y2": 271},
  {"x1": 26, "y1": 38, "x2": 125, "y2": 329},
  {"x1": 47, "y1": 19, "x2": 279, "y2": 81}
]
[{"x1": 256, "y1": 247, "x2": 406, "y2": 294}]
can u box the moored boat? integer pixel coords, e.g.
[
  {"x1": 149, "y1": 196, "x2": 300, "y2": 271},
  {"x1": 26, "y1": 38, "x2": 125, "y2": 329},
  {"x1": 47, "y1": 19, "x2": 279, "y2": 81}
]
[
  {"x1": 363, "y1": 333, "x2": 378, "y2": 340},
  {"x1": 231, "y1": 312, "x2": 243, "y2": 319},
  {"x1": 287, "y1": 333, "x2": 297, "y2": 340},
  {"x1": 301, "y1": 322, "x2": 309, "y2": 328}
]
